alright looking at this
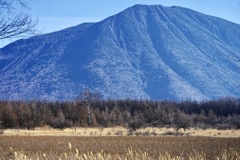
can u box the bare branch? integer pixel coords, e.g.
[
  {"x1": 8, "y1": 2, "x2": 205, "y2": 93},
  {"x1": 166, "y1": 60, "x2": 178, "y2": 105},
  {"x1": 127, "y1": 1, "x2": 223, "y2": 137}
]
[{"x1": 0, "y1": 0, "x2": 36, "y2": 40}]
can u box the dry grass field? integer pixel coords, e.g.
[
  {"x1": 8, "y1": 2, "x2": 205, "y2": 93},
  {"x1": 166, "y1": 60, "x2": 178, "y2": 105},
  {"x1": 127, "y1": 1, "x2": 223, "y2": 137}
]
[
  {"x1": 0, "y1": 127, "x2": 240, "y2": 159},
  {"x1": 2, "y1": 126, "x2": 240, "y2": 137},
  {"x1": 0, "y1": 136, "x2": 239, "y2": 159}
]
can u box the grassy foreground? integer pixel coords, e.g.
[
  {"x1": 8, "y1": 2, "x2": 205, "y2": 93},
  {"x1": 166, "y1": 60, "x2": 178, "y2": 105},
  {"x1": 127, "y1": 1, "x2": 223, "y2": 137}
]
[
  {"x1": 1, "y1": 127, "x2": 240, "y2": 159},
  {"x1": 0, "y1": 135, "x2": 240, "y2": 159}
]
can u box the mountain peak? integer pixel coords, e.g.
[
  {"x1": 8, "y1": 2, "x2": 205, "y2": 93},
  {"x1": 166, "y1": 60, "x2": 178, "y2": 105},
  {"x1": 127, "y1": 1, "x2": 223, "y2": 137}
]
[{"x1": 0, "y1": 5, "x2": 240, "y2": 101}]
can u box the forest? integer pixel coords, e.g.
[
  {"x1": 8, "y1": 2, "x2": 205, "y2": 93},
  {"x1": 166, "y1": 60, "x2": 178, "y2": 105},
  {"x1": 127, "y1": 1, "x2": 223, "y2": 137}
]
[{"x1": 0, "y1": 91, "x2": 239, "y2": 131}]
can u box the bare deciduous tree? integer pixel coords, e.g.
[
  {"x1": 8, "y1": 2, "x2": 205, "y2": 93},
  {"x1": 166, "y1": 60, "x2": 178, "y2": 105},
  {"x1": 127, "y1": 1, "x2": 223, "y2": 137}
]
[
  {"x1": 76, "y1": 89, "x2": 102, "y2": 126},
  {"x1": 0, "y1": 0, "x2": 36, "y2": 39}
]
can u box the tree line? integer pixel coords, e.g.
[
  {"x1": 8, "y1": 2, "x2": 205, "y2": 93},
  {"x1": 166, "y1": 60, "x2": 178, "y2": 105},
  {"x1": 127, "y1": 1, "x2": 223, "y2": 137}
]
[{"x1": 0, "y1": 95, "x2": 239, "y2": 131}]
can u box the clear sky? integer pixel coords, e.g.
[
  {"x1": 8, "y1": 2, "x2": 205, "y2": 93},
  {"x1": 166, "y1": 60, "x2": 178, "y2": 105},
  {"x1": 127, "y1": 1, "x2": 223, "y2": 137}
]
[{"x1": 1, "y1": 0, "x2": 240, "y2": 47}]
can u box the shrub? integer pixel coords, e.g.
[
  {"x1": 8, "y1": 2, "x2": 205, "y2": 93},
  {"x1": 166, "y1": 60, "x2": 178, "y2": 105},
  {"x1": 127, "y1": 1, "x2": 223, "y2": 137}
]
[{"x1": 127, "y1": 120, "x2": 143, "y2": 131}]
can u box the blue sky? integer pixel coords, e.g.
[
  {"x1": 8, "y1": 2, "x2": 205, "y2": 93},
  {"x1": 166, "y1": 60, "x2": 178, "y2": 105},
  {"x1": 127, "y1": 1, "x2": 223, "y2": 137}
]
[{"x1": 1, "y1": 0, "x2": 240, "y2": 47}]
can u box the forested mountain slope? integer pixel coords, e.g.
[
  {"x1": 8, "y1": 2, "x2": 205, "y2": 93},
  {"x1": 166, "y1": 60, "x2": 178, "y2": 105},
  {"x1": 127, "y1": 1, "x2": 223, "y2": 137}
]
[{"x1": 0, "y1": 5, "x2": 240, "y2": 100}]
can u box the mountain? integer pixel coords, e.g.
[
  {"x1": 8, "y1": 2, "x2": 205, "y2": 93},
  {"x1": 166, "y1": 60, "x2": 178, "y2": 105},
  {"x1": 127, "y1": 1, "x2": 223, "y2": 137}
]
[{"x1": 0, "y1": 4, "x2": 240, "y2": 101}]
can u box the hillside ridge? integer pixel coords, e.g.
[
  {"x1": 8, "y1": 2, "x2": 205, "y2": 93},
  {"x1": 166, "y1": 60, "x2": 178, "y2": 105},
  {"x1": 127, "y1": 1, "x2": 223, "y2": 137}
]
[{"x1": 0, "y1": 4, "x2": 240, "y2": 101}]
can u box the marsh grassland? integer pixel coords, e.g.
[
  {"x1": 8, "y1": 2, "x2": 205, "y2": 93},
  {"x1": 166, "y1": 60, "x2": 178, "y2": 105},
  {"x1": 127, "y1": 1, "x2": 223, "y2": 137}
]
[
  {"x1": 2, "y1": 126, "x2": 240, "y2": 137},
  {"x1": 0, "y1": 127, "x2": 240, "y2": 160}
]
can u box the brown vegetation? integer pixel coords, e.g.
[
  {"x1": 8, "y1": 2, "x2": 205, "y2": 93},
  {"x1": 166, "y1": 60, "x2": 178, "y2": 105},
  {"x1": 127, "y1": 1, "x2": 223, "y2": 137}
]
[
  {"x1": 0, "y1": 136, "x2": 239, "y2": 159},
  {"x1": 0, "y1": 97, "x2": 239, "y2": 131}
]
